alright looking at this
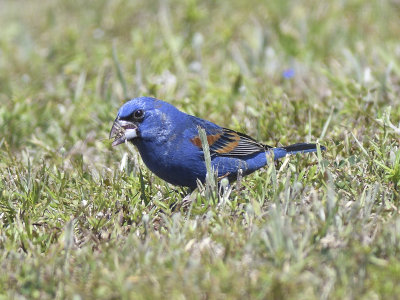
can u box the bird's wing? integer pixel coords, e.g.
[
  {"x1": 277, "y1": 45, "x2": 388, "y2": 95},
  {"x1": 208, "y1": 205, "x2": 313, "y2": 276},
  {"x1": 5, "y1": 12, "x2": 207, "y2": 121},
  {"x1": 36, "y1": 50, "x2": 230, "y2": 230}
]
[{"x1": 190, "y1": 127, "x2": 271, "y2": 157}]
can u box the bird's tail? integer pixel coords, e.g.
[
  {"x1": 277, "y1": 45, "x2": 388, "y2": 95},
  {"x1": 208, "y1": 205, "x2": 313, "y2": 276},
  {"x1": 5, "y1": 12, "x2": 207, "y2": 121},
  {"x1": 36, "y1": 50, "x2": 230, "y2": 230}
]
[{"x1": 272, "y1": 143, "x2": 325, "y2": 160}]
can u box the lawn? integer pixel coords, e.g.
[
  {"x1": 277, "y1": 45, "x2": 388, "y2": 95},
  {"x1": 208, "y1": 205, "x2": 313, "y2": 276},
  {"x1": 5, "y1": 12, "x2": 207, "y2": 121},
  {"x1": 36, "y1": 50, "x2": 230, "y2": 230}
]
[{"x1": 1, "y1": 0, "x2": 400, "y2": 298}]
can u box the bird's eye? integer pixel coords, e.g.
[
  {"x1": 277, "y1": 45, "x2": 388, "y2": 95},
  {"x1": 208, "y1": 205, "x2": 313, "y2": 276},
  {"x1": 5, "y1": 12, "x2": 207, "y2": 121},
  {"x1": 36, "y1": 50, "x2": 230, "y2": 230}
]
[{"x1": 133, "y1": 109, "x2": 144, "y2": 121}]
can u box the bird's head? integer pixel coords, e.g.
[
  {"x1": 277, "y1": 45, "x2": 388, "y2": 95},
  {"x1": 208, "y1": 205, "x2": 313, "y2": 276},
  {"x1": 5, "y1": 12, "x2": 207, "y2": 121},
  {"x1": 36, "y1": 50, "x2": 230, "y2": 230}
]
[{"x1": 109, "y1": 97, "x2": 179, "y2": 146}]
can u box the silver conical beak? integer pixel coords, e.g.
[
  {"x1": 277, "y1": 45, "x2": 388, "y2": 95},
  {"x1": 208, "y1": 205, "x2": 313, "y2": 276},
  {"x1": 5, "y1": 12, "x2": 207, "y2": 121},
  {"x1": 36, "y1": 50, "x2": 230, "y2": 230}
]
[{"x1": 109, "y1": 118, "x2": 138, "y2": 147}]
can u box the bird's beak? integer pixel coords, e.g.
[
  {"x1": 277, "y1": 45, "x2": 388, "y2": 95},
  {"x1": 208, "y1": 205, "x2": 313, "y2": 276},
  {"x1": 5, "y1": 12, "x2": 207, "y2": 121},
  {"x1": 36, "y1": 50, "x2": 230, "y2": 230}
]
[{"x1": 109, "y1": 118, "x2": 139, "y2": 147}]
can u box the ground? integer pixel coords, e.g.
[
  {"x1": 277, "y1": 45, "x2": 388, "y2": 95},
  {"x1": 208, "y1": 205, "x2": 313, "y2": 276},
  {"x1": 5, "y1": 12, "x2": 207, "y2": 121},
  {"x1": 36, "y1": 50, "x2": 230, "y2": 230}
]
[{"x1": 1, "y1": 0, "x2": 400, "y2": 299}]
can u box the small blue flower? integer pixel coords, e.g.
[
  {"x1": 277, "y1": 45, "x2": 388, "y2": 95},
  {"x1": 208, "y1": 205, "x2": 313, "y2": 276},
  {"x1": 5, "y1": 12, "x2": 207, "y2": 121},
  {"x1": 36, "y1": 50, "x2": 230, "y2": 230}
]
[{"x1": 282, "y1": 68, "x2": 295, "y2": 79}]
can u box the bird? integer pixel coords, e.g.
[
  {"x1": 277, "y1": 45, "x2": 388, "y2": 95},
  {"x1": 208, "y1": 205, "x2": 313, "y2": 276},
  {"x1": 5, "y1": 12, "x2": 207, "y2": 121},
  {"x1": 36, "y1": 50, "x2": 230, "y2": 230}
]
[{"x1": 110, "y1": 97, "x2": 325, "y2": 189}]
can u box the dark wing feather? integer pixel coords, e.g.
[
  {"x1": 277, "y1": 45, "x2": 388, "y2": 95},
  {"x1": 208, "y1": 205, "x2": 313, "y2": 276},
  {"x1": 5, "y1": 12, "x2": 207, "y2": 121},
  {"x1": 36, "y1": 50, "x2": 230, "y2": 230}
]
[
  {"x1": 212, "y1": 128, "x2": 271, "y2": 156},
  {"x1": 191, "y1": 127, "x2": 271, "y2": 157}
]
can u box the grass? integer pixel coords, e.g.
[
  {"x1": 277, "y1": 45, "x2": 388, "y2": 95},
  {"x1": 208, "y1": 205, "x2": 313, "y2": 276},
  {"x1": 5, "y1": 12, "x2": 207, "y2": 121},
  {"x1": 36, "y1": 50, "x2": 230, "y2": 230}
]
[{"x1": 1, "y1": 0, "x2": 400, "y2": 298}]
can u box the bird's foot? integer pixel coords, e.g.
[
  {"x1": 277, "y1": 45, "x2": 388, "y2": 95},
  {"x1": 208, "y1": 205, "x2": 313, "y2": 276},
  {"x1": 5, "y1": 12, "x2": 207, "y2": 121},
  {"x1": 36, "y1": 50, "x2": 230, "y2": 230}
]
[{"x1": 169, "y1": 187, "x2": 196, "y2": 211}]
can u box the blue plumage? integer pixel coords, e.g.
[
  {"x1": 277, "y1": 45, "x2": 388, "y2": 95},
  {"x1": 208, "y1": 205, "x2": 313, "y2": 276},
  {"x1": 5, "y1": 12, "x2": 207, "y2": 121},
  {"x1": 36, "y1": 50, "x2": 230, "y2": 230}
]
[{"x1": 110, "y1": 97, "x2": 325, "y2": 189}]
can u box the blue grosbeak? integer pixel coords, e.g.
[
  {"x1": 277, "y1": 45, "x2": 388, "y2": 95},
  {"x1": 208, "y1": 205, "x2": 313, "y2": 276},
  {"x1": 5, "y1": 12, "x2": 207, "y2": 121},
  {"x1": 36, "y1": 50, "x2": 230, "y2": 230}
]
[{"x1": 110, "y1": 97, "x2": 325, "y2": 189}]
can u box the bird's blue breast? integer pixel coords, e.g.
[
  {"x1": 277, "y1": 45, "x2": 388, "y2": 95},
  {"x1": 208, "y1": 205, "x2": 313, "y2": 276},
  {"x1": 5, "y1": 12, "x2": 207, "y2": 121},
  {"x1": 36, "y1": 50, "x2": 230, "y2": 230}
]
[
  {"x1": 135, "y1": 137, "x2": 268, "y2": 188},
  {"x1": 135, "y1": 137, "x2": 207, "y2": 188}
]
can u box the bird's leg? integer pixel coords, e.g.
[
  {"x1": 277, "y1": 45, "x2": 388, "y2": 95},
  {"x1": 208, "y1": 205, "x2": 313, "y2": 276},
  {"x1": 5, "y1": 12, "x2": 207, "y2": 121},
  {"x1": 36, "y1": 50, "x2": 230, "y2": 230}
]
[
  {"x1": 181, "y1": 189, "x2": 197, "y2": 209},
  {"x1": 235, "y1": 169, "x2": 243, "y2": 192},
  {"x1": 169, "y1": 187, "x2": 196, "y2": 211},
  {"x1": 218, "y1": 178, "x2": 232, "y2": 206}
]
